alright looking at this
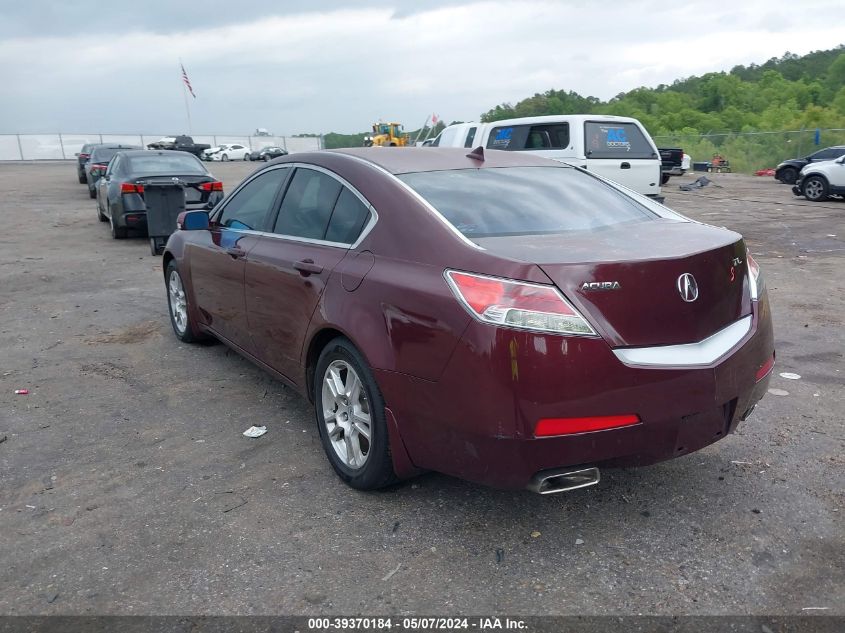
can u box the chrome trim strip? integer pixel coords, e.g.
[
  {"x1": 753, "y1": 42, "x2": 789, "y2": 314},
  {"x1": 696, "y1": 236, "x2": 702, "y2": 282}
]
[
  {"x1": 612, "y1": 315, "x2": 752, "y2": 367},
  {"x1": 210, "y1": 162, "x2": 378, "y2": 250},
  {"x1": 338, "y1": 152, "x2": 485, "y2": 251}
]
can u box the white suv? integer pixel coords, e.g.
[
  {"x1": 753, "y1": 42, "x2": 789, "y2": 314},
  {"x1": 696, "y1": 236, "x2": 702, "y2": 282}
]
[{"x1": 794, "y1": 156, "x2": 845, "y2": 201}]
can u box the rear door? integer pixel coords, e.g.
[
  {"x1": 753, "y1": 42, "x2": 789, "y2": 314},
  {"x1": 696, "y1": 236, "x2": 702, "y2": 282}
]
[
  {"x1": 188, "y1": 166, "x2": 289, "y2": 352},
  {"x1": 245, "y1": 167, "x2": 373, "y2": 381},
  {"x1": 583, "y1": 120, "x2": 661, "y2": 196}
]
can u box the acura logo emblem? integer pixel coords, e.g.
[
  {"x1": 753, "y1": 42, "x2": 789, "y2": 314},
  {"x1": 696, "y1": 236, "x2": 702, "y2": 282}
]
[{"x1": 677, "y1": 273, "x2": 699, "y2": 302}]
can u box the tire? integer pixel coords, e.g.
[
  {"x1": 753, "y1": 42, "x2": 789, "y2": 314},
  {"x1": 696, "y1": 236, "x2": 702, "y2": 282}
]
[
  {"x1": 109, "y1": 205, "x2": 127, "y2": 239},
  {"x1": 314, "y1": 337, "x2": 396, "y2": 490},
  {"x1": 661, "y1": 172, "x2": 670, "y2": 185},
  {"x1": 150, "y1": 237, "x2": 165, "y2": 256},
  {"x1": 165, "y1": 260, "x2": 204, "y2": 343},
  {"x1": 97, "y1": 198, "x2": 107, "y2": 222},
  {"x1": 78, "y1": 172, "x2": 87, "y2": 184},
  {"x1": 779, "y1": 167, "x2": 798, "y2": 184},
  {"x1": 221, "y1": 154, "x2": 229, "y2": 162},
  {"x1": 88, "y1": 186, "x2": 96, "y2": 199},
  {"x1": 243, "y1": 153, "x2": 250, "y2": 161},
  {"x1": 803, "y1": 175, "x2": 829, "y2": 202},
  {"x1": 263, "y1": 154, "x2": 270, "y2": 162}
]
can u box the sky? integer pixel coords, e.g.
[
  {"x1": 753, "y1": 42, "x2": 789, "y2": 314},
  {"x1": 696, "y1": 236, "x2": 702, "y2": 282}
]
[{"x1": 0, "y1": 0, "x2": 842, "y2": 136}]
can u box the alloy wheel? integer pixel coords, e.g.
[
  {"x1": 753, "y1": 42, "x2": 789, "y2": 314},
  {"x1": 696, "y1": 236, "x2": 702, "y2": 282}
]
[
  {"x1": 804, "y1": 178, "x2": 825, "y2": 200},
  {"x1": 321, "y1": 360, "x2": 371, "y2": 469},
  {"x1": 168, "y1": 270, "x2": 188, "y2": 335}
]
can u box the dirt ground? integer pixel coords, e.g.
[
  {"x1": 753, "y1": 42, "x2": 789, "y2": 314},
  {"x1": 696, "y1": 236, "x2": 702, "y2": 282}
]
[{"x1": 0, "y1": 161, "x2": 842, "y2": 616}]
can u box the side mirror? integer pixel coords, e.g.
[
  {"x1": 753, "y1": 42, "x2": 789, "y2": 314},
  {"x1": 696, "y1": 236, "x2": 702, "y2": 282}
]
[{"x1": 177, "y1": 210, "x2": 210, "y2": 231}]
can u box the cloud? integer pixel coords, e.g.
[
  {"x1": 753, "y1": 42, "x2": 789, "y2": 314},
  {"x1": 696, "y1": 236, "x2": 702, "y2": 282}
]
[{"x1": 0, "y1": 1, "x2": 842, "y2": 135}]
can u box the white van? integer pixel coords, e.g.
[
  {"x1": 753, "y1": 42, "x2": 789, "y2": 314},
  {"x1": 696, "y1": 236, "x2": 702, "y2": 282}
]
[{"x1": 430, "y1": 115, "x2": 663, "y2": 199}]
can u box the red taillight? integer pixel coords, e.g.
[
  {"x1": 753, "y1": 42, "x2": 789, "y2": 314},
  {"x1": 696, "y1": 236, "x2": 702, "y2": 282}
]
[
  {"x1": 445, "y1": 270, "x2": 596, "y2": 336},
  {"x1": 535, "y1": 414, "x2": 640, "y2": 437},
  {"x1": 198, "y1": 181, "x2": 223, "y2": 192},
  {"x1": 91, "y1": 163, "x2": 108, "y2": 172},
  {"x1": 79, "y1": 153, "x2": 90, "y2": 159},
  {"x1": 747, "y1": 252, "x2": 764, "y2": 300},
  {"x1": 121, "y1": 183, "x2": 144, "y2": 194},
  {"x1": 755, "y1": 353, "x2": 775, "y2": 382}
]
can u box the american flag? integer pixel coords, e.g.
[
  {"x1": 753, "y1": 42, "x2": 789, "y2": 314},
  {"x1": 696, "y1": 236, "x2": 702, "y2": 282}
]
[{"x1": 181, "y1": 63, "x2": 196, "y2": 99}]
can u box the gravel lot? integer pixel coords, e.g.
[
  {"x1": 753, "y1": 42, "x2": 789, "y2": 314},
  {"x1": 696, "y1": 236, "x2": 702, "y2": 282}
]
[{"x1": 0, "y1": 161, "x2": 842, "y2": 615}]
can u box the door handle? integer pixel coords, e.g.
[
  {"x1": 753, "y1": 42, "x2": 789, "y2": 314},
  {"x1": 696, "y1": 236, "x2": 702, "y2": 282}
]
[
  {"x1": 226, "y1": 247, "x2": 245, "y2": 259},
  {"x1": 293, "y1": 259, "x2": 323, "y2": 275},
  {"x1": 620, "y1": 162, "x2": 631, "y2": 169}
]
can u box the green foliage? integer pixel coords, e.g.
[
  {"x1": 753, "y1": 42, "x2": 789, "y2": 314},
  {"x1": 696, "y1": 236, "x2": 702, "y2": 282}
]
[{"x1": 479, "y1": 46, "x2": 845, "y2": 171}]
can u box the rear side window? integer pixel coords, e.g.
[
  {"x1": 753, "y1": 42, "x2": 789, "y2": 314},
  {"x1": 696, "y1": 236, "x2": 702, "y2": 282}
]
[
  {"x1": 486, "y1": 124, "x2": 570, "y2": 150},
  {"x1": 584, "y1": 121, "x2": 655, "y2": 159},
  {"x1": 463, "y1": 127, "x2": 477, "y2": 148},
  {"x1": 399, "y1": 167, "x2": 655, "y2": 238},
  {"x1": 325, "y1": 189, "x2": 370, "y2": 243},
  {"x1": 218, "y1": 167, "x2": 289, "y2": 231},
  {"x1": 274, "y1": 168, "x2": 342, "y2": 239}
]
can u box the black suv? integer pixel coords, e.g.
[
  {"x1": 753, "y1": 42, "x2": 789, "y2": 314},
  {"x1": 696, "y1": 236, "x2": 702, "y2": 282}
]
[{"x1": 775, "y1": 146, "x2": 845, "y2": 184}]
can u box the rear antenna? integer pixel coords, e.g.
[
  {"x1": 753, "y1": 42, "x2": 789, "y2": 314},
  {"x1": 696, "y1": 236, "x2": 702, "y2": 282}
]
[{"x1": 466, "y1": 146, "x2": 485, "y2": 161}]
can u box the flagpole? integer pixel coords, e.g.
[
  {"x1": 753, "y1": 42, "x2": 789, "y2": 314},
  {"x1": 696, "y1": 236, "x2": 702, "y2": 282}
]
[
  {"x1": 179, "y1": 59, "x2": 193, "y2": 135},
  {"x1": 413, "y1": 115, "x2": 431, "y2": 145}
]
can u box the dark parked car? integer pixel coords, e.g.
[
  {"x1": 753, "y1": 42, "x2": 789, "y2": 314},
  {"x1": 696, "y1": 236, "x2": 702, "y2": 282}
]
[
  {"x1": 96, "y1": 150, "x2": 223, "y2": 239},
  {"x1": 249, "y1": 146, "x2": 288, "y2": 161},
  {"x1": 162, "y1": 148, "x2": 774, "y2": 493},
  {"x1": 85, "y1": 145, "x2": 141, "y2": 198},
  {"x1": 75, "y1": 143, "x2": 102, "y2": 184},
  {"x1": 146, "y1": 135, "x2": 211, "y2": 158},
  {"x1": 774, "y1": 145, "x2": 845, "y2": 184}
]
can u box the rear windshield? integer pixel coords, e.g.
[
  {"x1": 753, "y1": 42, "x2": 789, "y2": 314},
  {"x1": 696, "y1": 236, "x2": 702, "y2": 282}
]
[
  {"x1": 399, "y1": 167, "x2": 655, "y2": 238},
  {"x1": 91, "y1": 147, "x2": 136, "y2": 162},
  {"x1": 126, "y1": 153, "x2": 208, "y2": 176},
  {"x1": 486, "y1": 124, "x2": 570, "y2": 151},
  {"x1": 584, "y1": 121, "x2": 654, "y2": 159}
]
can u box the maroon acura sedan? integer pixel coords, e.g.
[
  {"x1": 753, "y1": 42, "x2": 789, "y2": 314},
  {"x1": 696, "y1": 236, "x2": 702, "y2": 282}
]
[{"x1": 162, "y1": 148, "x2": 774, "y2": 493}]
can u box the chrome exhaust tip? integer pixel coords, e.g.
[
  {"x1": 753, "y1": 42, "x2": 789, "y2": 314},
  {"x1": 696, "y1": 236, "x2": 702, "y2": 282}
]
[{"x1": 527, "y1": 466, "x2": 600, "y2": 495}]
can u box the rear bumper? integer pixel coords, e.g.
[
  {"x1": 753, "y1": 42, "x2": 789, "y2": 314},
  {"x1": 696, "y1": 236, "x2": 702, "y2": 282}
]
[{"x1": 377, "y1": 294, "x2": 774, "y2": 490}]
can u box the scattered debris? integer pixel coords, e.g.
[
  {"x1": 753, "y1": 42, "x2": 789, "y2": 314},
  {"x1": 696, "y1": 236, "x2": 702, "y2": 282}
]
[
  {"x1": 495, "y1": 548, "x2": 505, "y2": 563},
  {"x1": 575, "y1": 538, "x2": 584, "y2": 545},
  {"x1": 381, "y1": 563, "x2": 401, "y2": 581},
  {"x1": 801, "y1": 607, "x2": 829, "y2": 611},
  {"x1": 14, "y1": 389, "x2": 29, "y2": 395},
  {"x1": 242, "y1": 425, "x2": 267, "y2": 438},
  {"x1": 752, "y1": 509, "x2": 762, "y2": 514},
  {"x1": 678, "y1": 176, "x2": 720, "y2": 191},
  {"x1": 0, "y1": 435, "x2": 6, "y2": 444},
  {"x1": 222, "y1": 496, "x2": 248, "y2": 513},
  {"x1": 46, "y1": 593, "x2": 59, "y2": 604},
  {"x1": 754, "y1": 168, "x2": 776, "y2": 177},
  {"x1": 768, "y1": 388, "x2": 789, "y2": 396},
  {"x1": 530, "y1": 531, "x2": 541, "y2": 538},
  {"x1": 392, "y1": 521, "x2": 400, "y2": 534},
  {"x1": 731, "y1": 461, "x2": 752, "y2": 465},
  {"x1": 779, "y1": 372, "x2": 801, "y2": 380}
]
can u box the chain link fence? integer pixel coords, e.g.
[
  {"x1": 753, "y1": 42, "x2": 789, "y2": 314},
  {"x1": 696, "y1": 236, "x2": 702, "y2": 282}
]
[
  {"x1": 652, "y1": 128, "x2": 845, "y2": 173},
  {"x1": 0, "y1": 133, "x2": 323, "y2": 161}
]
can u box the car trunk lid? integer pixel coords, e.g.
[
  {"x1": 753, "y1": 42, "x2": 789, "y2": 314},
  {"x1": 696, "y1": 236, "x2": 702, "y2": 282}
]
[{"x1": 473, "y1": 220, "x2": 752, "y2": 347}]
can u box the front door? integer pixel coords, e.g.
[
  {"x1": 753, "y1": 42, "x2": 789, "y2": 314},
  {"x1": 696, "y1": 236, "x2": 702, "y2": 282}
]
[{"x1": 188, "y1": 166, "x2": 290, "y2": 353}]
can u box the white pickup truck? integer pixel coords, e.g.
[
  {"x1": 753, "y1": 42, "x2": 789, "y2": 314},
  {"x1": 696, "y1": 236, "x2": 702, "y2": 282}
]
[{"x1": 428, "y1": 115, "x2": 664, "y2": 200}]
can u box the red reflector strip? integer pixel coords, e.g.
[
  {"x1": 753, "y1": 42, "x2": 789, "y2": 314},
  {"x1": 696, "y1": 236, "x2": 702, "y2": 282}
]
[
  {"x1": 755, "y1": 353, "x2": 775, "y2": 382},
  {"x1": 535, "y1": 414, "x2": 640, "y2": 437}
]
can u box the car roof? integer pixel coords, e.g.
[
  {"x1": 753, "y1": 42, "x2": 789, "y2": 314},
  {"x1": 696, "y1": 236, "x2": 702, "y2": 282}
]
[
  {"x1": 328, "y1": 147, "x2": 567, "y2": 174},
  {"x1": 118, "y1": 149, "x2": 199, "y2": 158}
]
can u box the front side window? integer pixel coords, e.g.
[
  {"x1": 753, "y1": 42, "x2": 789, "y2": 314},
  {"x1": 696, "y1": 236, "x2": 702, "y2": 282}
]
[
  {"x1": 584, "y1": 121, "x2": 654, "y2": 159},
  {"x1": 273, "y1": 168, "x2": 342, "y2": 239},
  {"x1": 217, "y1": 167, "x2": 289, "y2": 231},
  {"x1": 399, "y1": 166, "x2": 657, "y2": 238}
]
